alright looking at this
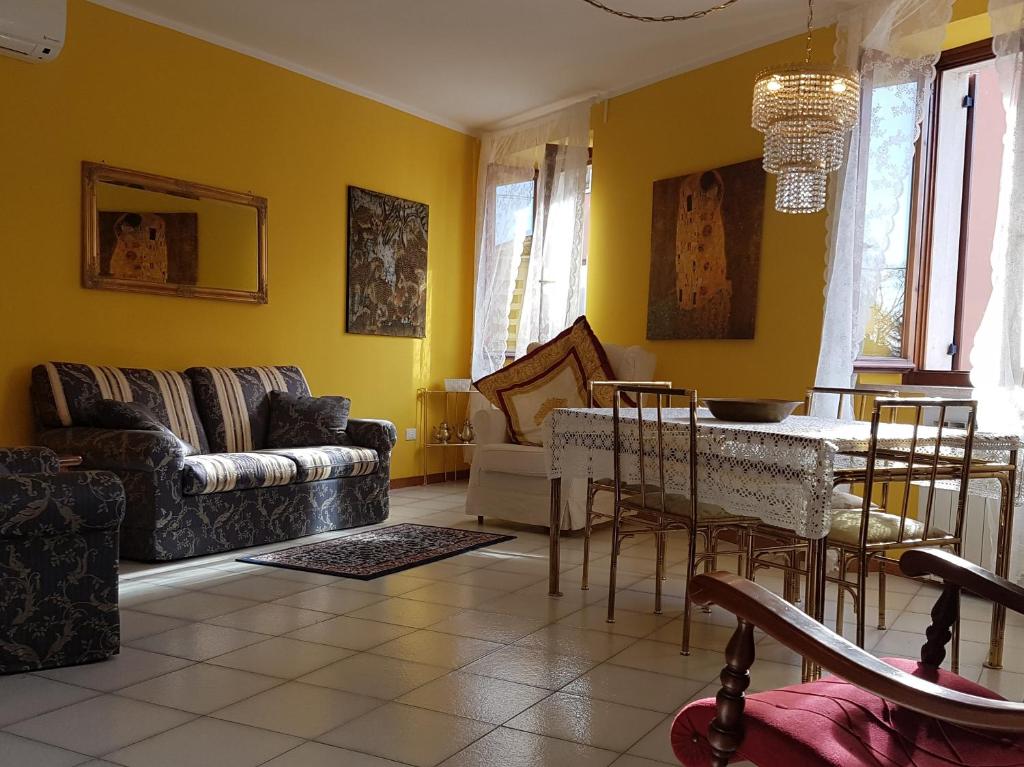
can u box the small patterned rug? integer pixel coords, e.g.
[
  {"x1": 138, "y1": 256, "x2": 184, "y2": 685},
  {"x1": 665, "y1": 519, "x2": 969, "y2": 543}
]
[{"x1": 237, "y1": 523, "x2": 515, "y2": 580}]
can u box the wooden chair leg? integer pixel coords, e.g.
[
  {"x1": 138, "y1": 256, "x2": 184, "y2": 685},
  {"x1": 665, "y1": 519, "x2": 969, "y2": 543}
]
[
  {"x1": 681, "y1": 529, "x2": 699, "y2": 656},
  {"x1": 855, "y1": 553, "x2": 869, "y2": 649},
  {"x1": 582, "y1": 485, "x2": 595, "y2": 591},
  {"x1": 606, "y1": 506, "x2": 623, "y2": 624},
  {"x1": 655, "y1": 532, "x2": 665, "y2": 615},
  {"x1": 877, "y1": 564, "x2": 887, "y2": 630},
  {"x1": 921, "y1": 582, "x2": 960, "y2": 671},
  {"x1": 707, "y1": 620, "x2": 755, "y2": 767},
  {"x1": 835, "y1": 554, "x2": 848, "y2": 636}
]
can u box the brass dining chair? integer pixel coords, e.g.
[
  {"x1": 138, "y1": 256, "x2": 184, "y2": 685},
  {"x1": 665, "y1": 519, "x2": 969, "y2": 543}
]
[{"x1": 604, "y1": 385, "x2": 758, "y2": 655}]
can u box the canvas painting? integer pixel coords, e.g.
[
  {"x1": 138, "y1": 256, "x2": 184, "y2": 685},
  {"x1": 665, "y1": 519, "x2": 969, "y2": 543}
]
[
  {"x1": 646, "y1": 159, "x2": 766, "y2": 340},
  {"x1": 347, "y1": 186, "x2": 429, "y2": 338},
  {"x1": 98, "y1": 211, "x2": 198, "y2": 284}
]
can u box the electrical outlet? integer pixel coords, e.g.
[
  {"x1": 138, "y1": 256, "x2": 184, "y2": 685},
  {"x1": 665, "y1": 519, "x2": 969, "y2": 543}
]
[{"x1": 405, "y1": 428, "x2": 417, "y2": 441}]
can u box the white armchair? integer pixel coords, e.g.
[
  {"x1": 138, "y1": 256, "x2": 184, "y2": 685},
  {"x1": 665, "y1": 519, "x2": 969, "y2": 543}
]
[{"x1": 465, "y1": 344, "x2": 658, "y2": 530}]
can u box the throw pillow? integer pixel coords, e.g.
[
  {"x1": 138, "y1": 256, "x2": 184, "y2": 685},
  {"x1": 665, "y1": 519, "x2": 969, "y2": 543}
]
[
  {"x1": 267, "y1": 390, "x2": 352, "y2": 448},
  {"x1": 90, "y1": 399, "x2": 198, "y2": 456},
  {"x1": 473, "y1": 316, "x2": 616, "y2": 446}
]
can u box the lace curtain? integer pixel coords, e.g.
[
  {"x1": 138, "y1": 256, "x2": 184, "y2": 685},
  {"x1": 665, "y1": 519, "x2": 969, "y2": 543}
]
[
  {"x1": 811, "y1": 0, "x2": 954, "y2": 417},
  {"x1": 471, "y1": 103, "x2": 591, "y2": 379}
]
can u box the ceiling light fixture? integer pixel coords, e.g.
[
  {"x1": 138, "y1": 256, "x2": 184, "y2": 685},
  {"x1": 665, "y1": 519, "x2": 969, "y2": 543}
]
[{"x1": 752, "y1": 0, "x2": 860, "y2": 214}]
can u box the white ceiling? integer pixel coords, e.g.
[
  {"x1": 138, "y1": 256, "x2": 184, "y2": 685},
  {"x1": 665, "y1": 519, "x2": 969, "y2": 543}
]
[{"x1": 89, "y1": 0, "x2": 858, "y2": 134}]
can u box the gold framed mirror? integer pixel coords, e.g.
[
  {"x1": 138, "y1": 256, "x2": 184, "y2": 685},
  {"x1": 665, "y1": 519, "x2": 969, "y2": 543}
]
[{"x1": 82, "y1": 162, "x2": 268, "y2": 304}]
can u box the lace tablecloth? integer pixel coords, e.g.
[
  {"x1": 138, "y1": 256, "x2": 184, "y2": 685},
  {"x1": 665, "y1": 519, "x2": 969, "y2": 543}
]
[{"x1": 544, "y1": 408, "x2": 1020, "y2": 540}]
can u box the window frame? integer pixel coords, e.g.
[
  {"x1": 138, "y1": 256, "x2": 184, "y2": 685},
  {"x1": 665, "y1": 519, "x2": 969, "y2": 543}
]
[{"x1": 854, "y1": 38, "x2": 995, "y2": 387}]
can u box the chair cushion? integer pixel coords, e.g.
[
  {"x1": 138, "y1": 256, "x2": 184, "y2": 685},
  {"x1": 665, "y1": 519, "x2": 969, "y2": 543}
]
[
  {"x1": 266, "y1": 391, "x2": 352, "y2": 448},
  {"x1": 831, "y1": 490, "x2": 878, "y2": 509},
  {"x1": 32, "y1": 362, "x2": 209, "y2": 453},
  {"x1": 828, "y1": 509, "x2": 949, "y2": 546},
  {"x1": 259, "y1": 446, "x2": 378, "y2": 483},
  {"x1": 473, "y1": 316, "x2": 615, "y2": 446},
  {"x1": 182, "y1": 452, "x2": 297, "y2": 495},
  {"x1": 672, "y1": 657, "x2": 1020, "y2": 767},
  {"x1": 472, "y1": 443, "x2": 548, "y2": 477},
  {"x1": 621, "y1": 491, "x2": 740, "y2": 523},
  {"x1": 186, "y1": 366, "x2": 311, "y2": 453},
  {"x1": 90, "y1": 400, "x2": 198, "y2": 456}
]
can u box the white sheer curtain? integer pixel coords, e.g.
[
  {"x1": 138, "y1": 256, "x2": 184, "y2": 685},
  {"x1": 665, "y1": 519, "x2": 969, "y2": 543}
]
[
  {"x1": 471, "y1": 103, "x2": 591, "y2": 379},
  {"x1": 811, "y1": 0, "x2": 954, "y2": 416}
]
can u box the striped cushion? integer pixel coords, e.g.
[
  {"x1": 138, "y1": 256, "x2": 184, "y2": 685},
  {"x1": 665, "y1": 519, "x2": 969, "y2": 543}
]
[
  {"x1": 260, "y1": 446, "x2": 378, "y2": 483},
  {"x1": 31, "y1": 362, "x2": 209, "y2": 453},
  {"x1": 187, "y1": 366, "x2": 311, "y2": 454},
  {"x1": 182, "y1": 452, "x2": 297, "y2": 496}
]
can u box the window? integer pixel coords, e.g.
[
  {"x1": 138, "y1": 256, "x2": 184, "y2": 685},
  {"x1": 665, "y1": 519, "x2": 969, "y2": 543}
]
[{"x1": 857, "y1": 40, "x2": 1001, "y2": 384}]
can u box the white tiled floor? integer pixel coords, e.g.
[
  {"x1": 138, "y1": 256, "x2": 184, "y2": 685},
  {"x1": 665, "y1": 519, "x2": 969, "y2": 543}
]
[{"x1": 3, "y1": 480, "x2": 1023, "y2": 767}]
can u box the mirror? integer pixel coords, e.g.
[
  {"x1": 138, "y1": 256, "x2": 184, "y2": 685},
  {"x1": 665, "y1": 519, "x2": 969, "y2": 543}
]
[{"x1": 82, "y1": 162, "x2": 267, "y2": 303}]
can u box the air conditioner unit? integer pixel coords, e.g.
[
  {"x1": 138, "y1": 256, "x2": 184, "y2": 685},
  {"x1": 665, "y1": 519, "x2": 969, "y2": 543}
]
[{"x1": 0, "y1": 0, "x2": 65, "y2": 62}]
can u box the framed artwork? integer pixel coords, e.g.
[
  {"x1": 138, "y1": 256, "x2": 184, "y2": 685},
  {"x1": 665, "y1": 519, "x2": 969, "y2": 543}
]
[
  {"x1": 646, "y1": 158, "x2": 766, "y2": 340},
  {"x1": 346, "y1": 186, "x2": 429, "y2": 338},
  {"x1": 98, "y1": 211, "x2": 198, "y2": 285}
]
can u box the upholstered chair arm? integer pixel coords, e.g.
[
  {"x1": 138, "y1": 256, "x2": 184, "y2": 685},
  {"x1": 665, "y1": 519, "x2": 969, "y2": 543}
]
[
  {"x1": 346, "y1": 419, "x2": 398, "y2": 455},
  {"x1": 690, "y1": 571, "x2": 1024, "y2": 732},
  {"x1": 38, "y1": 427, "x2": 186, "y2": 473},
  {"x1": 0, "y1": 471, "x2": 125, "y2": 538},
  {"x1": 901, "y1": 548, "x2": 1024, "y2": 616},
  {"x1": 0, "y1": 446, "x2": 60, "y2": 476},
  {"x1": 472, "y1": 407, "x2": 510, "y2": 445}
]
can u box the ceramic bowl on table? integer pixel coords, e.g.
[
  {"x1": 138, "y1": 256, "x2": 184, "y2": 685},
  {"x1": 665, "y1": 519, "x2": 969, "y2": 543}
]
[{"x1": 703, "y1": 398, "x2": 803, "y2": 423}]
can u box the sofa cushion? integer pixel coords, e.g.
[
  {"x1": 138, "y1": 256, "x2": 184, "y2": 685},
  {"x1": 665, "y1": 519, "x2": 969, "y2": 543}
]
[
  {"x1": 90, "y1": 400, "x2": 199, "y2": 456},
  {"x1": 186, "y1": 366, "x2": 311, "y2": 453},
  {"x1": 32, "y1": 362, "x2": 209, "y2": 453},
  {"x1": 472, "y1": 443, "x2": 548, "y2": 477},
  {"x1": 260, "y1": 446, "x2": 378, "y2": 483},
  {"x1": 473, "y1": 316, "x2": 616, "y2": 446},
  {"x1": 182, "y1": 452, "x2": 297, "y2": 495},
  {"x1": 267, "y1": 391, "x2": 352, "y2": 448}
]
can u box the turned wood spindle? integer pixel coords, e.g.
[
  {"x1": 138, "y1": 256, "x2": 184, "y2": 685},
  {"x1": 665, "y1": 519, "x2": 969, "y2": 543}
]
[
  {"x1": 921, "y1": 582, "x2": 959, "y2": 668},
  {"x1": 707, "y1": 619, "x2": 755, "y2": 767}
]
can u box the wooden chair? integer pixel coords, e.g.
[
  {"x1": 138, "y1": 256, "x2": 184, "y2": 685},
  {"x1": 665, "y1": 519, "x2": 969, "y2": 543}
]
[
  {"x1": 804, "y1": 385, "x2": 899, "y2": 420},
  {"x1": 671, "y1": 551, "x2": 1024, "y2": 767},
  {"x1": 604, "y1": 385, "x2": 758, "y2": 655}
]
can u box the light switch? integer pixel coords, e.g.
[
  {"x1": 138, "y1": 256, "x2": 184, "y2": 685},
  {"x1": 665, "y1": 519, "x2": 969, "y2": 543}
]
[{"x1": 405, "y1": 428, "x2": 417, "y2": 441}]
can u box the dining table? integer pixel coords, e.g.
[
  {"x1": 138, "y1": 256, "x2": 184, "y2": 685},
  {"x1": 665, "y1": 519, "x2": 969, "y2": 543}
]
[{"x1": 543, "y1": 406, "x2": 1020, "y2": 675}]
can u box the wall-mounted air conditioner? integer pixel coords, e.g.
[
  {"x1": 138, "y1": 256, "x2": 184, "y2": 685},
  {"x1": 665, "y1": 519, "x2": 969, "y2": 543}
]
[{"x1": 0, "y1": 0, "x2": 65, "y2": 63}]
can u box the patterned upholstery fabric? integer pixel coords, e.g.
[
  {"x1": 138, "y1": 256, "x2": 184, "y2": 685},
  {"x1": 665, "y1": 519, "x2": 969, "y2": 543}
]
[
  {"x1": 31, "y1": 362, "x2": 209, "y2": 453},
  {"x1": 0, "y1": 447, "x2": 124, "y2": 674},
  {"x1": 90, "y1": 400, "x2": 199, "y2": 456},
  {"x1": 473, "y1": 316, "x2": 616, "y2": 446},
  {"x1": 672, "y1": 657, "x2": 1020, "y2": 767},
  {"x1": 261, "y1": 446, "x2": 378, "y2": 483},
  {"x1": 266, "y1": 391, "x2": 352, "y2": 448},
  {"x1": 187, "y1": 366, "x2": 311, "y2": 453},
  {"x1": 182, "y1": 452, "x2": 297, "y2": 495}
]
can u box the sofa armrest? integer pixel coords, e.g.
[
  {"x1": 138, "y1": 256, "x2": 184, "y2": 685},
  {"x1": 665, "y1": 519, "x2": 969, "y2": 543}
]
[
  {"x1": 38, "y1": 427, "x2": 186, "y2": 473},
  {"x1": 0, "y1": 471, "x2": 125, "y2": 538},
  {"x1": 346, "y1": 419, "x2": 397, "y2": 455},
  {"x1": 472, "y1": 407, "x2": 510, "y2": 446},
  {"x1": 0, "y1": 446, "x2": 60, "y2": 476}
]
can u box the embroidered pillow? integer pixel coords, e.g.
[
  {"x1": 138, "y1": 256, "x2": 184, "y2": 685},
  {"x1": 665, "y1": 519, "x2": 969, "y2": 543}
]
[
  {"x1": 473, "y1": 316, "x2": 616, "y2": 446},
  {"x1": 90, "y1": 399, "x2": 198, "y2": 456},
  {"x1": 267, "y1": 391, "x2": 352, "y2": 448}
]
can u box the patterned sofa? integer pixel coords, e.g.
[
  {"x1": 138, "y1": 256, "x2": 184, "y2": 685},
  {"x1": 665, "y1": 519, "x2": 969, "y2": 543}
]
[
  {"x1": 0, "y1": 446, "x2": 124, "y2": 673},
  {"x1": 31, "y1": 363, "x2": 397, "y2": 561}
]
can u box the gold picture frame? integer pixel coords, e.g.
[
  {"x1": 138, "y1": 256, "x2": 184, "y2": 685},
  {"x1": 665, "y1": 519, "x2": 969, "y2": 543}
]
[{"x1": 82, "y1": 161, "x2": 268, "y2": 304}]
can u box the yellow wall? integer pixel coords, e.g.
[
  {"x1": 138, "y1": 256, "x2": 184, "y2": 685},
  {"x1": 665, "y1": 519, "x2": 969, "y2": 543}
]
[{"x1": 0, "y1": 0, "x2": 478, "y2": 480}]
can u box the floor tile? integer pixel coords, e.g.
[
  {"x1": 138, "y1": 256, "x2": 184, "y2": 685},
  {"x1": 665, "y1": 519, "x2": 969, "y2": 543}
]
[
  {"x1": 203, "y1": 574, "x2": 317, "y2": 601},
  {"x1": 105, "y1": 716, "x2": 301, "y2": 767},
  {"x1": 205, "y1": 603, "x2": 332, "y2": 634},
  {"x1": 562, "y1": 663, "x2": 708, "y2": 713},
  {"x1": 134, "y1": 591, "x2": 258, "y2": 621},
  {"x1": 429, "y1": 610, "x2": 549, "y2": 643},
  {"x1": 556, "y1": 605, "x2": 673, "y2": 638},
  {"x1": 117, "y1": 662, "x2": 281, "y2": 714},
  {"x1": 331, "y1": 574, "x2": 435, "y2": 596},
  {"x1": 401, "y1": 582, "x2": 506, "y2": 608},
  {"x1": 6, "y1": 693, "x2": 193, "y2": 756},
  {"x1": 319, "y1": 702, "x2": 493, "y2": 767},
  {"x1": 370, "y1": 630, "x2": 503, "y2": 669},
  {"x1": 299, "y1": 652, "x2": 449, "y2": 698},
  {"x1": 348, "y1": 597, "x2": 465, "y2": 628},
  {"x1": 447, "y1": 569, "x2": 545, "y2": 592},
  {"x1": 284, "y1": 615, "x2": 415, "y2": 650},
  {"x1": 626, "y1": 715, "x2": 679, "y2": 764},
  {"x1": 398, "y1": 670, "x2": 550, "y2": 724},
  {"x1": 119, "y1": 610, "x2": 187, "y2": 642},
  {"x1": 439, "y1": 726, "x2": 618, "y2": 767},
  {"x1": 610, "y1": 756, "x2": 677, "y2": 767},
  {"x1": 0, "y1": 732, "x2": 89, "y2": 767},
  {"x1": 35, "y1": 647, "x2": 193, "y2": 691},
  {"x1": 118, "y1": 583, "x2": 190, "y2": 608},
  {"x1": 505, "y1": 692, "x2": 664, "y2": 752},
  {"x1": 206, "y1": 636, "x2": 352, "y2": 678},
  {"x1": 273, "y1": 585, "x2": 389, "y2": 613},
  {"x1": 261, "y1": 741, "x2": 408, "y2": 766},
  {"x1": 606, "y1": 640, "x2": 722, "y2": 682},
  {"x1": 514, "y1": 625, "x2": 637, "y2": 662},
  {"x1": 127, "y1": 622, "x2": 268, "y2": 661},
  {"x1": 0, "y1": 674, "x2": 98, "y2": 727},
  {"x1": 212, "y1": 681, "x2": 382, "y2": 737},
  {"x1": 476, "y1": 592, "x2": 588, "y2": 621},
  {"x1": 462, "y1": 645, "x2": 597, "y2": 690}
]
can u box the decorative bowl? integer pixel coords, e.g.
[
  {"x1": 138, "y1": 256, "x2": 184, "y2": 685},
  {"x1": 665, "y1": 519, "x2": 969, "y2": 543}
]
[{"x1": 703, "y1": 398, "x2": 803, "y2": 423}]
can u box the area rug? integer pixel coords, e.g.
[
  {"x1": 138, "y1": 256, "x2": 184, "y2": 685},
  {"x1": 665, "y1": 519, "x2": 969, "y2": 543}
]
[{"x1": 237, "y1": 523, "x2": 515, "y2": 580}]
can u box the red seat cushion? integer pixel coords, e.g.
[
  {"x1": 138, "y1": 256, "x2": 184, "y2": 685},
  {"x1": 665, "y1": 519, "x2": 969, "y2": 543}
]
[{"x1": 672, "y1": 658, "x2": 1024, "y2": 766}]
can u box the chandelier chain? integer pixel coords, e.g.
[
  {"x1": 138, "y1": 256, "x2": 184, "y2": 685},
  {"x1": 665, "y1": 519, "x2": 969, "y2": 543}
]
[
  {"x1": 576, "y1": 0, "x2": 741, "y2": 23},
  {"x1": 805, "y1": 0, "x2": 814, "y2": 62}
]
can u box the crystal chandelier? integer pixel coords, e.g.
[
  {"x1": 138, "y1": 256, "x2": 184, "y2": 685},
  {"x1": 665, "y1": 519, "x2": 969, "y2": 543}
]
[{"x1": 752, "y1": 0, "x2": 860, "y2": 214}]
